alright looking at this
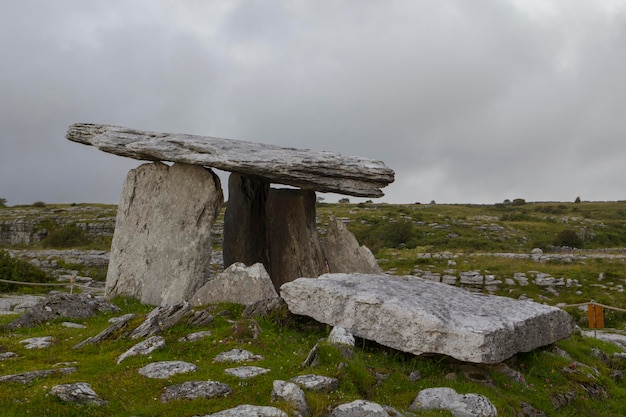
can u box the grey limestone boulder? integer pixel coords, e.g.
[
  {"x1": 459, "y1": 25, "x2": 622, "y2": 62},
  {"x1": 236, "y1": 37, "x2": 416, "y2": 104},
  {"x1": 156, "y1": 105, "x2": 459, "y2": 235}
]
[
  {"x1": 138, "y1": 361, "x2": 197, "y2": 379},
  {"x1": 290, "y1": 374, "x2": 339, "y2": 392},
  {"x1": 192, "y1": 262, "x2": 278, "y2": 307},
  {"x1": 214, "y1": 348, "x2": 263, "y2": 363},
  {"x1": 281, "y1": 273, "x2": 575, "y2": 364},
  {"x1": 201, "y1": 404, "x2": 288, "y2": 417},
  {"x1": 410, "y1": 387, "x2": 497, "y2": 417},
  {"x1": 320, "y1": 217, "x2": 382, "y2": 274},
  {"x1": 161, "y1": 380, "x2": 232, "y2": 403},
  {"x1": 224, "y1": 366, "x2": 270, "y2": 379},
  {"x1": 272, "y1": 380, "x2": 310, "y2": 416},
  {"x1": 49, "y1": 382, "x2": 107, "y2": 406},
  {"x1": 328, "y1": 400, "x2": 391, "y2": 417},
  {"x1": 105, "y1": 161, "x2": 223, "y2": 306}
]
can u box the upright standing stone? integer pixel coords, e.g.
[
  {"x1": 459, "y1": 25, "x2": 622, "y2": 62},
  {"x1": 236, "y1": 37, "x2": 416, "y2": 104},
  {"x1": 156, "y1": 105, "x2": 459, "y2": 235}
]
[
  {"x1": 106, "y1": 162, "x2": 223, "y2": 306},
  {"x1": 223, "y1": 173, "x2": 270, "y2": 269},
  {"x1": 266, "y1": 189, "x2": 326, "y2": 290},
  {"x1": 320, "y1": 217, "x2": 382, "y2": 274}
]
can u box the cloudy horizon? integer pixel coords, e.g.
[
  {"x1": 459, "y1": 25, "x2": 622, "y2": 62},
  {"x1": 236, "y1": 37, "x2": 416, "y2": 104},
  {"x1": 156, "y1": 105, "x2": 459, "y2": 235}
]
[{"x1": 2, "y1": 1, "x2": 626, "y2": 206}]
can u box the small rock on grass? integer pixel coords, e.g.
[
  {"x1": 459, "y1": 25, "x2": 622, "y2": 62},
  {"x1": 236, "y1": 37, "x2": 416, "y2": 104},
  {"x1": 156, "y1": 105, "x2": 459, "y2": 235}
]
[
  {"x1": 139, "y1": 361, "x2": 197, "y2": 379},
  {"x1": 161, "y1": 380, "x2": 232, "y2": 403},
  {"x1": 200, "y1": 404, "x2": 288, "y2": 417},
  {"x1": 214, "y1": 348, "x2": 263, "y2": 363},
  {"x1": 117, "y1": 335, "x2": 165, "y2": 364},
  {"x1": 49, "y1": 382, "x2": 107, "y2": 406}
]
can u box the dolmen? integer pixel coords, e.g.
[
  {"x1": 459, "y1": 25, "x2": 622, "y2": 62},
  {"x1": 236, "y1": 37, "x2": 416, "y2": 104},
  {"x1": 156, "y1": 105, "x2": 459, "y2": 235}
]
[{"x1": 67, "y1": 123, "x2": 393, "y2": 306}]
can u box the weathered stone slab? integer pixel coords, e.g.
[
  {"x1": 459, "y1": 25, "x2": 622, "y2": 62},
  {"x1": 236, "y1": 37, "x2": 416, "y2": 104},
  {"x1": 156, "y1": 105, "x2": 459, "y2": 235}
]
[
  {"x1": 280, "y1": 273, "x2": 575, "y2": 364},
  {"x1": 161, "y1": 380, "x2": 232, "y2": 403},
  {"x1": 105, "y1": 162, "x2": 223, "y2": 306},
  {"x1": 267, "y1": 189, "x2": 326, "y2": 289},
  {"x1": 409, "y1": 387, "x2": 497, "y2": 417},
  {"x1": 202, "y1": 405, "x2": 288, "y2": 417},
  {"x1": 138, "y1": 361, "x2": 197, "y2": 379},
  {"x1": 67, "y1": 123, "x2": 394, "y2": 197},
  {"x1": 49, "y1": 382, "x2": 107, "y2": 406},
  {"x1": 191, "y1": 263, "x2": 278, "y2": 307},
  {"x1": 117, "y1": 335, "x2": 166, "y2": 364}
]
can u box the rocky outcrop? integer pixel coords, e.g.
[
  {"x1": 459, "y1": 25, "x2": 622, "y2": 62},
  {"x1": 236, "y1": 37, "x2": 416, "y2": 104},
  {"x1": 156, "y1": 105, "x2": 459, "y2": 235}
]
[
  {"x1": 105, "y1": 162, "x2": 223, "y2": 306},
  {"x1": 281, "y1": 273, "x2": 575, "y2": 364},
  {"x1": 66, "y1": 123, "x2": 394, "y2": 197}
]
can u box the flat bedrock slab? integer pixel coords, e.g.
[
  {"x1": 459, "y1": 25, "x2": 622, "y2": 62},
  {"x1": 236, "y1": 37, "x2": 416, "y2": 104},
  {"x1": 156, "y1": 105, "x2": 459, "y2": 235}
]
[
  {"x1": 67, "y1": 123, "x2": 394, "y2": 197},
  {"x1": 281, "y1": 273, "x2": 575, "y2": 364},
  {"x1": 138, "y1": 361, "x2": 197, "y2": 379}
]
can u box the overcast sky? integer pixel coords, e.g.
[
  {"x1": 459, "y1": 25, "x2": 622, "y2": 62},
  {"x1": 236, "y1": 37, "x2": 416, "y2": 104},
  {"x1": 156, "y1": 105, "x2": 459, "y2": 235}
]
[{"x1": 2, "y1": 1, "x2": 626, "y2": 206}]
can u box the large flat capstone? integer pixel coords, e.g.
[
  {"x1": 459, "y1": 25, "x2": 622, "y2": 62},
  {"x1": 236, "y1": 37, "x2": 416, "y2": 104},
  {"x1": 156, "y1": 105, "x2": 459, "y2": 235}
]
[
  {"x1": 66, "y1": 123, "x2": 394, "y2": 197},
  {"x1": 280, "y1": 273, "x2": 575, "y2": 364}
]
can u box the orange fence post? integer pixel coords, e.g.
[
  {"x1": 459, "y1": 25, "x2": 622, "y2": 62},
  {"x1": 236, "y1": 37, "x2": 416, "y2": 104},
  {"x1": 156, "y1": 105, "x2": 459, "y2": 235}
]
[{"x1": 588, "y1": 303, "x2": 604, "y2": 329}]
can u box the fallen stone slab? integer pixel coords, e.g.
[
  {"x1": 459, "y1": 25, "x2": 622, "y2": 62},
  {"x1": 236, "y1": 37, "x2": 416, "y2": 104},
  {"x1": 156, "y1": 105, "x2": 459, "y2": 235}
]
[
  {"x1": 67, "y1": 123, "x2": 394, "y2": 197},
  {"x1": 117, "y1": 335, "x2": 166, "y2": 364},
  {"x1": 49, "y1": 382, "x2": 108, "y2": 406},
  {"x1": 138, "y1": 361, "x2": 197, "y2": 379},
  {"x1": 161, "y1": 380, "x2": 232, "y2": 403},
  {"x1": 281, "y1": 273, "x2": 575, "y2": 364},
  {"x1": 0, "y1": 367, "x2": 76, "y2": 384},
  {"x1": 409, "y1": 387, "x2": 497, "y2": 417},
  {"x1": 224, "y1": 366, "x2": 270, "y2": 379},
  {"x1": 128, "y1": 302, "x2": 191, "y2": 339}
]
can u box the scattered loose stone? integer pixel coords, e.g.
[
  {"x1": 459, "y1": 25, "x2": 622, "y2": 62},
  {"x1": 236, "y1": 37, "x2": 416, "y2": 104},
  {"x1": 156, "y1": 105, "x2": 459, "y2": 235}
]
[
  {"x1": 517, "y1": 401, "x2": 547, "y2": 417},
  {"x1": 410, "y1": 387, "x2": 497, "y2": 417},
  {"x1": 582, "y1": 330, "x2": 626, "y2": 351},
  {"x1": 20, "y1": 336, "x2": 54, "y2": 349},
  {"x1": 0, "y1": 367, "x2": 76, "y2": 384},
  {"x1": 161, "y1": 380, "x2": 232, "y2": 403},
  {"x1": 328, "y1": 400, "x2": 391, "y2": 417},
  {"x1": 200, "y1": 404, "x2": 288, "y2": 417},
  {"x1": 224, "y1": 366, "x2": 270, "y2": 379},
  {"x1": 290, "y1": 374, "x2": 339, "y2": 392},
  {"x1": 50, "y1": 382, "x2": 107, "y2": 406},
  {"x1": 7, "y1": 293, "x2": 120, "y2": 330},
  {"x1": 138, "y1": 361, "x2": 197, "y2": 379},
  {"x1": 128, "y1": 302, "x2": 191, "y2": 339},
  {"x1": 62, "y1": 322, "x2": 86, "y2": 329},
  {"x1": 242, "y1": 297, "x2": 287, "y2": 318},
  {"x1": 271, "y1": 380, "x2": 310, "y2": 417},
  {"x1": 179, "y1": 330, "x2": 212, "y2": 342},
  {"x1": 117, "y1": 335, "x2": 166, "y2": 364},
  {"x1": 74, "y1": 313, "x2": 135, "y2": 349},
  {"x1": 0, "y1": 352, "x2": 18, "y2": 361},
  {"x1": 408, "y1": 370, "x2": 422, "y2": 382},
  {"x1": 214, "y1": 348, "x2": 264, "y2": 363}
]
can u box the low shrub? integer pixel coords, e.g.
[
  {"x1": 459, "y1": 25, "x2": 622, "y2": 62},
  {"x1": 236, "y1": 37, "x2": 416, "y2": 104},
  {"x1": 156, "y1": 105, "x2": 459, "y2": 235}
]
[
  {"x1": 41, "y1": 224, "x2": 89, "y2": 248},
  {"x1": 0, "y1": 249, "x2": 52, "y2": 292}
]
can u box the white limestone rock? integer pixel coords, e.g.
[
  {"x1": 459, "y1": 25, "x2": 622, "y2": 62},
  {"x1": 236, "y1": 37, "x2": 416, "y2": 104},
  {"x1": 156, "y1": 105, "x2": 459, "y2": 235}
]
[
  {"x1": 50, "y1": 382, "x2": 107, "y2": 406},
  {"x1": 179, "y1": 330, "x2": 212, "y2": 342},
  {"x1": 410, "y1": 387, "x2": 497, "y2": 417},
  {"x1": 138, "y1": 361, "x2": 197, "y2": 379},
  {"x1": 271, "y1": 380, "x2": 310, "y2": 417},
  {"x1": 320, "y1": 217, "x2": 382, "y2": 274},
  {"x1": 161, "y1": 380, "x2": 232, "y2": 403},
  {"x1": 192, "y1": 262, "x2": 278, "y2": 307},
  {"x1": 224, "y1": 366, "x2": 270, "y2": 379},
  {"x1": 281, "y1": 273, "x2": 575, "y2": 364},
  {"x1": 290, "y1": 374, "x2": 339, "y2": 391},
  {"x1": 214, "y1": 348, "x2": 264, "y2": 363},
  {"x1": 19, "y1": 336, "x2": 54, "y2": 349},
  {"x1": 201, "y1": 405, "x2": 288, "y2": 417},
  {"x1": 105, "y1": 162, "x2": 223, "y2": 306},
  {"x1": 329, "y1": 400, "x2": 390, "y2": 417}
]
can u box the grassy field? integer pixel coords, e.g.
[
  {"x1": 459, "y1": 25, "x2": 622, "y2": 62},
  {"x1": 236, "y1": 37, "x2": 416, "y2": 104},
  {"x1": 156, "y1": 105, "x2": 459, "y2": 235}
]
[{"x1": 1, "y1": 200, "x2": 626, "y2": 415}]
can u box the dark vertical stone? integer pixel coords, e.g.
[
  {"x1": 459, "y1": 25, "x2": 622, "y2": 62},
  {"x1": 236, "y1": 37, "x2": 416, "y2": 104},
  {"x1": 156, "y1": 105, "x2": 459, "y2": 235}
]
[
  {"x1": 223, "y1": 173, "x2": 270, "y2": 270},
  {"x1": 266, "y1": 188, "x2": 326, "y2": 290}
]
